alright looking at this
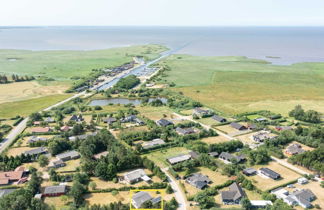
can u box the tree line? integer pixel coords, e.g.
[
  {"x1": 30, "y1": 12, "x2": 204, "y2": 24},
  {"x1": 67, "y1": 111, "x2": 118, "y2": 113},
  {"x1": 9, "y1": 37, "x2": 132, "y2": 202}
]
[
  {"x1": 289, "y1": 105, "x2": 322, "y2": 123},
  {"x1": 0, "y1": 74, "x2": 35, "y2": 84}
]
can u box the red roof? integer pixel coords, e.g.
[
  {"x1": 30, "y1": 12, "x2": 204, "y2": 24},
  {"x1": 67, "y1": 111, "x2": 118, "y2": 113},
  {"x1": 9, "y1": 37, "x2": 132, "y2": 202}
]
[
  {"x1": 0, "y1": 171, "x2": 24, "y2": 183},
  {"x1": 15, "y1": 166, "x2": 25, "y2": 172},
  {"x1": 31, "y1": 127, "x2": 50, "y2": 133},
  {"x1": 60, "y1": 125, "x2": 70, "y2": 132}
]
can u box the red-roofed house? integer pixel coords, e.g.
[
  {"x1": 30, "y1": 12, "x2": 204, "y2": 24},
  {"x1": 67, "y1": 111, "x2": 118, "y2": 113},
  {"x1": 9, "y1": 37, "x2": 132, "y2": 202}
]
[{"x1": 31, "y1": 127, "x2": 51, "y2": 134}]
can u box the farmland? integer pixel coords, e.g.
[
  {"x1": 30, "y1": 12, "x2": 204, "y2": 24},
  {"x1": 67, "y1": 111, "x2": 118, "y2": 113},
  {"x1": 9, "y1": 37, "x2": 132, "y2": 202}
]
[{"x1": 158, "y1": 54, "x2": 324, "y2": 115}]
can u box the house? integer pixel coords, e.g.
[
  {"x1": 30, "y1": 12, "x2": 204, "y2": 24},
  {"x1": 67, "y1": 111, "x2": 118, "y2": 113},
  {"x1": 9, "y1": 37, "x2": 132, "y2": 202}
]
[
  {"x1": 48, "y1": 159, "x2": 66, "y2": 168},
  {"x1": 250, "y1": 200, "x2": 273, "y2": 208},
  {"x1": 156, "y1": 119, "x2": 173, "y2": 127},
  {"x1": 208, "y1": 152, "x2": 219, "y2": 157},
  {"x1": 68, "y1": 132, "x2": 97, "y2": 141},
  {"x1": 251, "y1": 131, "x2": 277, "y2": 143},
  {"x1": 297, "y1": 177, "x2": 308, "y2": 185},
  {"x1": 219, "y1": 152, "x2": 245, "y2": 163},
  {"x1": 56, "y1": 150, "x2": 80, "y2": 161},
  {"x1": 254, "y1": 117, "x2": 267, "y2": 123},
  {"x1": 103, "y1": 117, "x2": 117, "y2": 125},
  {"x1": 0, "y1": 169, "x2": 24, "y2": 185},
  {"x1": 43, "y1": 185, "x2": 67, "y2": 197},
  {"x1": 271, "y1": 187, "x2": 289, "y2": 200},
  {"x1": 27, "y1": 136, "x2": 48, "y2": 144},
  {"x1": 247, "y1": 123, "x2": 258, "y2": 130},
  {"x1": 285, "y1": 143, "x2": 305, "y2": 155},
  {"x1": 221, "y1": 182, "x2": 245, "y2": 205},
  {"x1": 193, "y1": 108, "x2": 212, "y2": 117},
  {"x1": 230, "y1": 122, "x2": 247, "y2": 131},
  {"x1": 131, "y1": 191, "x2": 153, "y2": 209},
  {"x1": 69, "y1": 114, "x2": 83, "y2": 122},
  {"x1": 142, "y1": 139, "x2": 165, "y2": 149},
  {"x1": 186, "y1": 173, "x2": 211, "y2": 189},
  {"x1": 121, "y1": 115, "x2": 145, "y2": 125},
  {"x1": 167, "y1": 154, "x2": 191, "y2": 165},
  {"x1": 60, "y1": 125, "x2": 71, "y2": 132},
  {"x1": 243, "y1": 168, "x2": 257, "y2": 176},
  {"x1": 44, "y1": 117, "x2": 55, "y2": 123},
  {"x1": 212, "y1": 115, "x2": 227, "y2": 123},
  {"x1": 24, "y1": 147, "x2": 47, "y2": 156},
  {"x1": 275, "y1": 126, "x2": 292, "y2": 131},
  {"x1": 124, "y1": 169, "x2": 151, "y2": 184},
  {"x1": 33, "y1": 121, "x2": 41, "y2": 125},
  {"x1": 259, "y1": 168, "x2": 281, "y2": 180},
  {"x1": 189, "y1": 151, "x2": 200, "y2": 159},
  {"x1": 289, "y1": 189, "x2": 316, "y2": 208},
  {"x1": 176, "y1": 127, "x2": 196, "y2": 135},
  {"x1": 0, "y1": 188, "x2": 16, "y2": 198},
  {"x1": 31, "y1": 127, "x2": 51, "y2": 134},
  {"x1": 93, "y1": 151, "x2": 109, "y2": 159}
]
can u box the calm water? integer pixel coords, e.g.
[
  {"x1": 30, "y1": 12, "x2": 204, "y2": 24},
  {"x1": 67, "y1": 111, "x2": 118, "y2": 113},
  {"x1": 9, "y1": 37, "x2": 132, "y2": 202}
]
[
  {"x1": 1, "y1": 26, "x2": 324, "y2": 65},
  {"x1": 89, "y1": 97, "x2": 168, "y2": 106}
]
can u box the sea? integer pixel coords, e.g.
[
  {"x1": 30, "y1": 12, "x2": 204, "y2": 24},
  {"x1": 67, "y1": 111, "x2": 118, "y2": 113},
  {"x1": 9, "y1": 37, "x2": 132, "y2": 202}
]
[{"x1": 1, "y1": 26, "x2": 324, "y2": 65}]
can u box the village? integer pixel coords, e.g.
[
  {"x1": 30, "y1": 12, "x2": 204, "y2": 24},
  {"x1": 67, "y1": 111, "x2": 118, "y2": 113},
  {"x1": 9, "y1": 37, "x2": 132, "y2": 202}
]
[{"x1": 0, "y1": 61, "x2": 323, "y2": 210}]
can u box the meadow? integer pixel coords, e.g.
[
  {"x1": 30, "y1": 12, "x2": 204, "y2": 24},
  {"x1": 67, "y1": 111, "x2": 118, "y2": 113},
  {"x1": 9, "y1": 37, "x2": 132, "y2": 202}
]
[
  {"x1": 159, "y1": 55, "x2": 324, "y2": 115},
  {"x1": 0, "y1": 45, "x2": 167, "y2": 81}
]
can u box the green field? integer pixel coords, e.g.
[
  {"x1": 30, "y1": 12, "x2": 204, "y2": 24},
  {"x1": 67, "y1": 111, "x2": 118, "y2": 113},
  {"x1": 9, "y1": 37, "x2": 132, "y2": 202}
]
[
  {"x1": 0, "y1": 94, "x2": 72, "y2": 119},
  {"x1": 0, "y1": 44, "x2": 167, "y2": 81},
  {"x1": 158, "y1": 55, "x2": 324, "y2": 115}
]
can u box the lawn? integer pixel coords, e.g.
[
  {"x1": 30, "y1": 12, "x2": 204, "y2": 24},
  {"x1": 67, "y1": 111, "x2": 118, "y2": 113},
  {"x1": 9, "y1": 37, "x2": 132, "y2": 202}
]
[
  {"x1": 84, "y1": 192, "x2": 130, "y2": 206},
  {"x1": 0, "y1": 94, "x2": 72, "y2": 119},
  {"x1": 201, "y1": 136, "x2": 230, "y2": 144},
  {"x1": 246, "y1": 161, "x2": 301, "y2": 191},
  {"x1": 6, "y1": 146, "x2": 37, "y2": 157},
  {"x1": 56, "y1": 159, "x2": 80, "y2": 172},
  {"x1": 159, "y1": 54, "x2": 324, "y2": 115},
  {"x1": 0, "y1": 45, "x2": 166, "y2": 82},
  {"x1": 136, "y1": 106, "x2": 176, "y2": 121},
  {"x1": 44, "y1": 195, "x2": 72, "y2": 209},
  {"x1": 143, "y1": 147, "x2": 190, "y2": 168}
]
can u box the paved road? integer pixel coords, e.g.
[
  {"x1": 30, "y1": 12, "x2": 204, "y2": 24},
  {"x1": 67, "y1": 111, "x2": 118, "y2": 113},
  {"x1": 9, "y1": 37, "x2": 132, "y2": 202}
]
[
  {"x1": 162, "y1": 168, "x2": 188, "y2": 210},
  {"x1": 0, "y1": 118, "x2": 29, "y2": 154},
  {"x1": 271, "y1": 156, "x2": 310, "y2": 176}
]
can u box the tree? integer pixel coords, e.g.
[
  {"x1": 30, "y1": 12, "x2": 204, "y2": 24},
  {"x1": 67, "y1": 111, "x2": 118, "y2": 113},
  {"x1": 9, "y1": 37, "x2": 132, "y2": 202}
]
[
  {"x1": 38, "y1": 155, "x2": 49, "y2": 167},
  {"x1": 89, "y1": 181, "x2": 97, "y2": 190},
  {"x1": 166, "y1": 184, "x2": 174, "y2": 194},
  {"x1": 70, "y1": 181, "x2": 86, "y2": 207},
  {"x1": 241, "y1": 197, "x2": 252, "y2": 210}
]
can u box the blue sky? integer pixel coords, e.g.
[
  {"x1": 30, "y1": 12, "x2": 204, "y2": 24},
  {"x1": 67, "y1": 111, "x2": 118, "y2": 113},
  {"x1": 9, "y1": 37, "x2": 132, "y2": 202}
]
[{"x1": 1, "y1": 0, "x2": 324, "y2": 26}]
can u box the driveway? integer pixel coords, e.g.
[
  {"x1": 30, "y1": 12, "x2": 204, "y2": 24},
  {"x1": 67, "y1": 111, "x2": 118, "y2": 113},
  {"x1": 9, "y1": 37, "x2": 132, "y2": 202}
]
[{"x1": 162, "y1": 167, "x2": 188, "y2": 210}]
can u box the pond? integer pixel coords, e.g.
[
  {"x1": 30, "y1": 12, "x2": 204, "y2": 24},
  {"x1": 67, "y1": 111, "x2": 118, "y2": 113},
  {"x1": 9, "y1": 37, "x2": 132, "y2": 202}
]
[{"x1": 88, "y1": 97, "x2": 168, "y2": 106}]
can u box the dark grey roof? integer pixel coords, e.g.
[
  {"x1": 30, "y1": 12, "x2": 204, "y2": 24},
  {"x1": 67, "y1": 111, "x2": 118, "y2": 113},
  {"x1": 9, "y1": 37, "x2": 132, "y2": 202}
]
[
  {"x1": 221, "y1": 182, "x2": 244, "y2": 201},
  {"x1": 69, "y1": 114, "x2": 83, "y2": 122},
  {"x1": 0, "y1": 188, "x2": 16, "y2": 198},
  {"x1": 286, "y1": 144, "x2": 305, "y2": 155},
  {"x1": 189, "y1": 151, "x2": 199, "y2": 159},
  {"x1": 255, "y1": 117, "x2": 267, "y2": 122},
  {"x1": 176, "y1": 127, "x2": 195, "y2": 135},
  {"x1": 156, "y1": 119, "x2": 173, "y2": 127},
  {"x1": 44, "y1": 185, "x2": 66, "y2": 194},
  {"x1": 68, "y1": 132, "x2": 97, "y2": 141},
  {"x1": 142, "y1": 139, "x2": 165, "y2": 149},
  {"x1": 259, "y1": 168, "x2": 280, "y2": 179},
  {"x1": 212, "y1": 115, "x2": 226, "y2": 122},
  {"x1": 186, "y1": 173, "x2": 211, "y2": 189},
  {"x1": 230, "y1": 122, "x2": 246, "y2": 130},
  {"x1": 24, "y1": 147, "x2": 47, "y2": 156}
]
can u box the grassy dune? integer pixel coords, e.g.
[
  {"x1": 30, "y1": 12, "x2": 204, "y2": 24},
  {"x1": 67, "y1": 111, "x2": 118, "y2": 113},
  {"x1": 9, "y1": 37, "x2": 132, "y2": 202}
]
[
  {"x1": 0, "y1": 44, "x2": 167, "y2": 81},
  {"x1": 159, "y1": 55, "x2": 324, "y2": 115}
]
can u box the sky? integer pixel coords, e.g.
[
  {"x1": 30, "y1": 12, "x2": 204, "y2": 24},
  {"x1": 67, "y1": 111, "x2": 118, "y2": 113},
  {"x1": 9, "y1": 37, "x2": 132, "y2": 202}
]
[{"x1": 1, "y1": 0, "x2": 324, "y2": 26}]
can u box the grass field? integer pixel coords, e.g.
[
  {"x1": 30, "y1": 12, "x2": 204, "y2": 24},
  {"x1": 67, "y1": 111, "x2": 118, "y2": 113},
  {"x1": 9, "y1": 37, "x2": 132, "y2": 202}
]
[
  {"x1": 44, "y1": 196, "x2": 71, "y2": 209},
  {"x1": 201, "y1": 136, "x2": 230, "y2": 144},
  {"x1": 246, "y1": 161, "x2": 300, "y2": 191},
  {"x1": 0, "y1": 94, "x2": 72, "y2": 119},
  {"x1": 0, "y1": 45, "x2": 167, "y2": 82},
  {"x1": 143, "y1": 147, "x2": 190, "y2": 167},
  {"x1": 84, "y1": 192, "x2": 130, "y2": 206},
  {"x1": 0, "y1": 81, "x2": 68, "y2": 104},
  {"x1": 159, "y1": 54, "x2": 324, "y2": 115},
  {"x1": 136, "y1": 106, "x2": 176, "y2": 121}
]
